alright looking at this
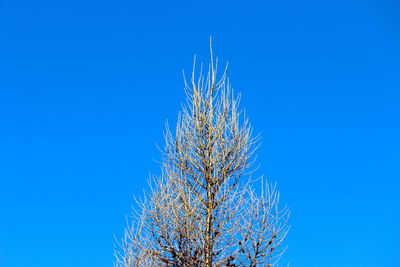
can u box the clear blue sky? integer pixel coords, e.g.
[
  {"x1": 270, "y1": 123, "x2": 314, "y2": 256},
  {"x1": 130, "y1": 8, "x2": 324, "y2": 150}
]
[{"x1": 1, "y1": 0, "x2": 399, "y2": 266}]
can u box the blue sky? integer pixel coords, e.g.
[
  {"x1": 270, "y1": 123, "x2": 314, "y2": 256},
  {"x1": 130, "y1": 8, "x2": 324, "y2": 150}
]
[{"x1": 1, "y1": 0, "x2": 399, "y2": 266}]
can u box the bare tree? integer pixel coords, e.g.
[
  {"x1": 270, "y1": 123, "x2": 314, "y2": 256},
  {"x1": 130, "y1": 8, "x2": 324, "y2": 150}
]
[{"x1": 115, "y1": 42, "x2": 289, "y2": 267}]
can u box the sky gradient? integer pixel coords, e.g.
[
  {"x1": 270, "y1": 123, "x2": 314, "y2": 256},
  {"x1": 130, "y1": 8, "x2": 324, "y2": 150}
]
[{"x1": 1, "y1": 0, "x2": 399, "y2": 266}]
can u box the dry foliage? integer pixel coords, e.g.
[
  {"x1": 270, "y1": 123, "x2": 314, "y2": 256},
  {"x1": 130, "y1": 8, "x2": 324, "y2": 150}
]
[{"x1": 115, "y1": 43, "x2": 289, "y2": 267}]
